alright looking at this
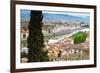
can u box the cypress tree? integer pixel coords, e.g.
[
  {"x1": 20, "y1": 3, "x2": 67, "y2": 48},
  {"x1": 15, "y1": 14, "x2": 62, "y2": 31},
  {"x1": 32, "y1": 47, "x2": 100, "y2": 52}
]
[{"x1": 27, "y1": 11, "x2": 49, "y2": 62}]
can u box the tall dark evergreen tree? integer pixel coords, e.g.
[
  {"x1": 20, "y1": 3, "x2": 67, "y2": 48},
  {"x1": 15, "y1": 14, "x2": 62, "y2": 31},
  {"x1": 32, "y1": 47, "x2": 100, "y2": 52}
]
[{"x1": 27, "y1": 11, "x2": 49, "y2": 62}]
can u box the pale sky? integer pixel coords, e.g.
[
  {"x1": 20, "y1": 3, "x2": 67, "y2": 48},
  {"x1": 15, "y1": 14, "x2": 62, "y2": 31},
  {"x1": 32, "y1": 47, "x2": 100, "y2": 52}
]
[{"x1": 43, "y1": 10, "x2": 90, "y2": 17}]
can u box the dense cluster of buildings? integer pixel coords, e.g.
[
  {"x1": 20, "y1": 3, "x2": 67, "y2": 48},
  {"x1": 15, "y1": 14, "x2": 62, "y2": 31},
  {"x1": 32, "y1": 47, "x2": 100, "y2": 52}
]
[
  {"x1": 20, "y1": 20, "x2": 90, "y2": 62},
  {"x1": 45, "y1": 32, "x2": 89, "y2": 61}
]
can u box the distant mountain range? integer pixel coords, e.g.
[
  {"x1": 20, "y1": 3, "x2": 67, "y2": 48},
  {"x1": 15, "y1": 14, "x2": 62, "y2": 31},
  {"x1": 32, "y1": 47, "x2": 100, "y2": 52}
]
[
  {"x1": 43, "y1": 13, "x2": 90, "y2": 24},
  {"x1": 21, "y1": 11, "x2": 90, "y2": 24},
  {"x1": 21, "y1": 10, "x2": 30, "y2": 21}
]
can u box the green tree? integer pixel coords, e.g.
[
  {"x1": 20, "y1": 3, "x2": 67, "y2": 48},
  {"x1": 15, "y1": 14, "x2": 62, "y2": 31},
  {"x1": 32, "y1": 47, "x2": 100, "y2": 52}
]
[
  {"x1": 73, "y1": 32, "x2": 86, "y2": 44},
  {"x1": 27, "y1": 11, "x2": 49, "y2": 62}
]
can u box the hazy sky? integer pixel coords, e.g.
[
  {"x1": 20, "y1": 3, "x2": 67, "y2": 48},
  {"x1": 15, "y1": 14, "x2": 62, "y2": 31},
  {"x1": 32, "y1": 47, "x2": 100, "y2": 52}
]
[
  {"x1": 43, "y1": 11, "x2": 90, "y2": 18},
  {"x1": 20, "y1": 10, "x2": 90, "y2": 20}
]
